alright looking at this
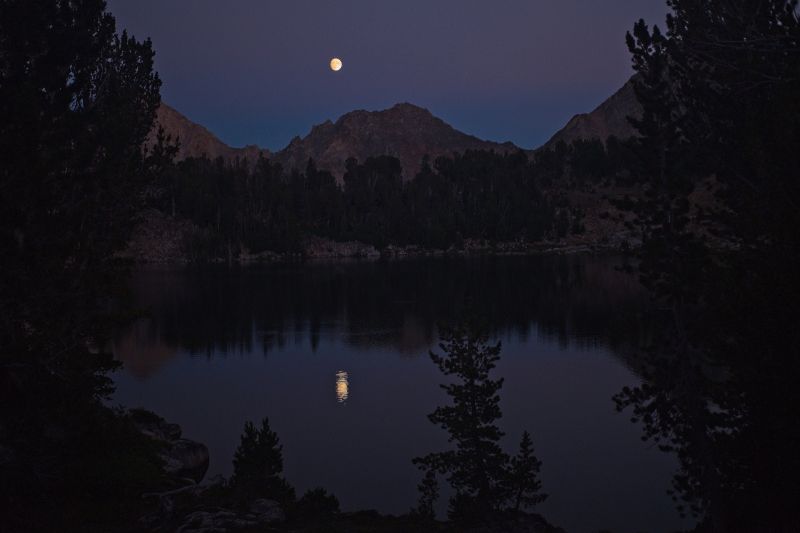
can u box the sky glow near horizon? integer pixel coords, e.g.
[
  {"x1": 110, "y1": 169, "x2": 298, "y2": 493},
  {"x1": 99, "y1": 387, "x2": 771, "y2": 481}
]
[{"x1": 107, "y1": 0, "x2": 667, "y2": 150}]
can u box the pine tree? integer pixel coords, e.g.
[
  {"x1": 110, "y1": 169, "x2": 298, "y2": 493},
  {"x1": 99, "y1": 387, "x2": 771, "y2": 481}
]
[
  {"x1": 614, "y1": 3, "x2": 800, "y2": 531},
  {"x1": 507, "y1": 431, "x2": 547, "y2": 512},
  {"x1": 232, "y1": 418, "x2": 296, "y2": 503},
  {"x1": 0, "y1": 1, "x2": 165, "y2": 528},
  {"x1": 415, "y1": 469, "x2": 439, "y2": 520},
  {"x1": 413, "y1": 323, "x2": 513, "y2": 522},
  {"x1": 296, "y1": 487, "x2": 340, "y2": 518}
]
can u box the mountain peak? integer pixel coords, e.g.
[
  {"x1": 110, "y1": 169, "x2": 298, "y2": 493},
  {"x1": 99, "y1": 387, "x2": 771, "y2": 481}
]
[
  {"x1": 388, "y1": 102, "x2": 433, "y2": 114},
  {"x1": 333, "y1": 103, "x2": 436, "y2": 129},
  {"x1": 275, "y1": 103, "x2": 517, "y2": 181}
]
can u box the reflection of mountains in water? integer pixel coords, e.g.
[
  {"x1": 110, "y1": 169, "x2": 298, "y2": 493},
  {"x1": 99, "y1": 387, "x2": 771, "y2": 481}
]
[{"x1": 115, "y1": 255, "x2": 650, "y2": 378}]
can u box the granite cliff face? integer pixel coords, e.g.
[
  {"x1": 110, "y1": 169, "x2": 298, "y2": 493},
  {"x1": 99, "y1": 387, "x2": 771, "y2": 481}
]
[
  {"x1": 273, "y1": 103, "x2": 519, "y2": 180},
  {"x1": 542, "y1": 79, "x2": 642, "y2": 149},
  {"x1": 150, "y1": 103, "x2": 269, "y2": 162}
]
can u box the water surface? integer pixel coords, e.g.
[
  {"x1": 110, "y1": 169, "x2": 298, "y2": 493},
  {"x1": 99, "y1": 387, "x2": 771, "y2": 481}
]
[{"x1": 113, "y1": 255, "x2": 690, "y2": 533}]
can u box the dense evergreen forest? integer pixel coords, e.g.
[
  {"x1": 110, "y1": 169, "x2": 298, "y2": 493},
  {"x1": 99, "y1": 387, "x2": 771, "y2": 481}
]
[{"x1": 148, "y1": 136, "x2": 641, "y2": 257}]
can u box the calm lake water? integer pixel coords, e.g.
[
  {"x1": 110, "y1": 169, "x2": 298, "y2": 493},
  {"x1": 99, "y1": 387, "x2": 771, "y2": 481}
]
[{"x1": 112, "y1": 255, "x2": 692, "y2": 533}]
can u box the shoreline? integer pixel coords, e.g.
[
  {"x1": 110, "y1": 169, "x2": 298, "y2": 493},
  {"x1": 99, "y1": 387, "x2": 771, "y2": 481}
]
[{"x1": 125, "y1": 238, "x2": 633, "y2": 267}]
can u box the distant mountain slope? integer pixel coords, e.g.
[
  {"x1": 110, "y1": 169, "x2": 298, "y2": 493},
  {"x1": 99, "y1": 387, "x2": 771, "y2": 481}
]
[
  {"x1": 273, "y1": 103, "x2": 519, "y2": 180},
  {"x1": 542, "y1": 79, "x2": 642, "y2": 149},
  {"x1": 150, "y1": 104, "x2": 269, "y2": 162},
  {"x1": 151, "y1": 82, "x2": 640, "y2": 177}
]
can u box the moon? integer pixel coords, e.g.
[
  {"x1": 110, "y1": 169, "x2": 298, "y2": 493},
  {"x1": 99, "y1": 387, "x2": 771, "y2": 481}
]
[{"x1": 330, "y1": 57, "x2": 343, "y2": 72}]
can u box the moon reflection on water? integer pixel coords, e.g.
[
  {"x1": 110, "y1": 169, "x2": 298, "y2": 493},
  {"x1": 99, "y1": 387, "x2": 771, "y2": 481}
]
[{"x1": 336, "y1": 370, "x2": 349, "y2": 404}]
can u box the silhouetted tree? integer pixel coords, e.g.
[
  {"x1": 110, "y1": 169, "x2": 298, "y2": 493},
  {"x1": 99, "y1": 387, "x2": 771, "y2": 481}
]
[
  {"x1": 415, "y1": 470, "x2": 439, "y2": 520},
  {"x1": 0, "y1": 0, "x2": 167, "y2": 529},
  {"x1": 614, "y1": 3, "x2": 800, "y2": 532},
  {"x1": 506, "y1": 431, "x2": 547, "y2": 512},
  {"x1": 413, "y1": 324, "x2": 508, "y2": 521},
  {"x1": 414, "y1": 324, "x2": 546, "y2": 523},
  {"x1": 232, "y1": 418, "x2": 296, "y2": 504},
  {"x1": 296, "y1": 487, "x2": 340, "y2": 519},
  {"x1": 158, "y1": 148, "x2": 582, "y2": 259}
]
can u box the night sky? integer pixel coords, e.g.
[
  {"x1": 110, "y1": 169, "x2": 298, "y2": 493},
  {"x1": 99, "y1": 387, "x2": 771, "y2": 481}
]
[{"x1": 108, "y1": 0, "x2": 667, "y2": 151}]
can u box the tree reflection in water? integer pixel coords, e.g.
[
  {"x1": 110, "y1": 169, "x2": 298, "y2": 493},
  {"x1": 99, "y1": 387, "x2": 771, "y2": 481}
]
[{"x1": 114, "y1": 255, "x2": 649, "y2": 377}]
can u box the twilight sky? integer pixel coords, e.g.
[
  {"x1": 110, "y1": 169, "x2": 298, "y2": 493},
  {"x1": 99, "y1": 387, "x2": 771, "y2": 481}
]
[{"x1": 107, "y1": 0, "x2": 667, "y2": 151}]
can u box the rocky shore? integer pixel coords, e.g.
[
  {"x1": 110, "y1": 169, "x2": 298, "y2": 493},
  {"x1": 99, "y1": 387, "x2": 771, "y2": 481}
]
[
  {"x1": 129, "y1": 409, "x2": 566, "y2": 533},
  {"x1": 130, "y1": 409, "x2": 288, "y2": 532},
  {"x1": 131, "y1": 409, "x2": 209, "y2": 484}
]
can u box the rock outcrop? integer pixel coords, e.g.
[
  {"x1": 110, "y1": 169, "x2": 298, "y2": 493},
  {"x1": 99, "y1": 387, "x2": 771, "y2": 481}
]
[
  {"x1": 160, "y1": 439, "x2": 210, "y2": 484},
  {"x1": 176, "y1": 499, "x2": 285, "y2": 533},
  {"x1": 131, "y1": 409, "x2": 209, "y2": 483}
]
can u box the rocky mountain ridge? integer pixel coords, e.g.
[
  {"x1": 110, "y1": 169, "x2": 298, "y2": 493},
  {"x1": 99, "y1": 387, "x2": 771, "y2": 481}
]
[
  {"x1": 151, "y1": 103, "x2": 520, "y2": 180},
  {"x1": 273, "y1": 102, "x2": 519, "y2": 180},
  {"x1": 152, "y1": 79, "x2": 641, "y2": 177},
  {"x1": 150, "y1": 103, "x2": 270, "y2": 162},
  {"x1": 542, "y1": 79, "x2": 642, "y2": 149}
]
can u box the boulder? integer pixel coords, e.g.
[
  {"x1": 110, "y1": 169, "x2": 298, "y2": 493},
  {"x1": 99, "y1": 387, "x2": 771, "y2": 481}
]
[
  {"x1": 249, "y1": 498, "x2": 285, "y2": 524},
  {"x1": 160, "y1": 438, "x2": 210, "y2": 483},
  {"x1": 130, "y1": 408, "x2": 182, "y2": 440},
  {"x1": 130, "y1": 409, "x2": 209, "y2": 483}
]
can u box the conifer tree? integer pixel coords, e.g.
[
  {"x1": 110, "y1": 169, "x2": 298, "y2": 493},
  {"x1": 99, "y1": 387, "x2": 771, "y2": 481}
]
[
  {"x1": 413, "y1": 324, "x2": 508, "y2": 520},
  {"x1": 507, "y1": 431, "x2": 547, "y2": 512},
  {"x1": 614, "y1": 3, "x2": 800, "y2": 531},
  {"x1": 415, "y1": 469, "x2": 439, "y2": 520},
  {"x1": 414, "y1": 323, "x2": 546, "y2": 523},
  {"x1": 0, "y1": 0, "x2": 166, "y2": 528},
  {"x1": 232, "y1": 418, "x2": 296, "y2": 503}
]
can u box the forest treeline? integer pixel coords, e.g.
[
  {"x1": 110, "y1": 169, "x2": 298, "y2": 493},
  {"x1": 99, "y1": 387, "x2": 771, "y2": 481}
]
[{"x1": 147, "y1": 136, "x2": 642, "y2": 256}]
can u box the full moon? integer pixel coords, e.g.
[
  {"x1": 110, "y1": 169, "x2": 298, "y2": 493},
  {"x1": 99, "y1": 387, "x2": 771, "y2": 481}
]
[{"x1": 330, "y1": 57, "x2": 343, "y2": 72}]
